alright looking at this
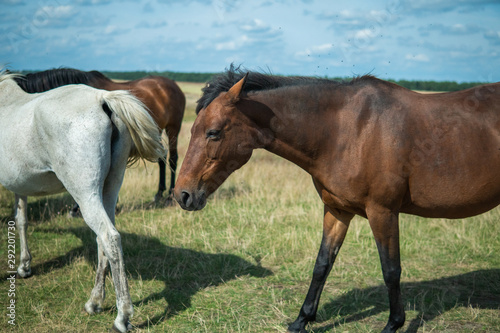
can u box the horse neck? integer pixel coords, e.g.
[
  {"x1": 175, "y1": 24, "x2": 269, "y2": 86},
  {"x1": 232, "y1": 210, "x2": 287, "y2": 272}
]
[{"x1": 243, "y1": 88, "x2": 327, "y2": 173}]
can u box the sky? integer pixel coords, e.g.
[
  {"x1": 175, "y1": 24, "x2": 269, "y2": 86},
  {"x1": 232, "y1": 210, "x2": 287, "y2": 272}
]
[{"x1": 1, "y1": 0, "x2": 500, "y2": 82}]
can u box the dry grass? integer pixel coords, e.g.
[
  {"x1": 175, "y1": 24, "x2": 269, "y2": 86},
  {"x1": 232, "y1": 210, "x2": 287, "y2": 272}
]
[
  {"x1": 176, "y1": 82, "x2": 203, "y2": 122},
  {"x1": 0, "y1": 83, "x2": 499, "y2": 332}
]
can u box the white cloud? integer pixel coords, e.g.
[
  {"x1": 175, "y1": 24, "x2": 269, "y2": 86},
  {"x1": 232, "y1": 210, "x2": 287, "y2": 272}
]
[
  {"x1": 240, "y1": 19, "x2": 270, "y2": 33},
  {"x1": 0, "y1": 0, "x2": 23, "y2": 4},
  {"x1": 295, "y1": 43, "x2": 334, "y2": 59},
  {"x1": 23, "y1": 5, "x2": 78, "y2": 29},
  {"x1": 399, "y1": 0, "x2": 500, "y2": 16},
  {"x1": 484, "y1": 30, "x2": 500, "y2": 45},
  {"x1": 405, "y1": 53, "x2": 430, "y2": 62},
  {"x1": 419, "y1": 23, "x2": 483, "y2": 36},
  {"x1": 237, "y1": 18, "x2": 283, "y2": 42},
  {"x1": 354, "y1": 28, "x2": 376, "y2": 39},
  {"x1": 215, "y1": 35, "x2": 250, "y2": 51},
  {"x1": 74, "y1": 0, "x2": 113, "y2": 4},
  {"x1": 103, "y1": 25, "x2": 130, "y2": 35},
  {"x1": 135, "y1": 20, "x2": 168, "y2": 29},
  {"x1": 35, "y1": 5, "x2": 75, "y2": 20},
  {"x1": 313, "y1": 43, "x2": 334, "y2": 53}
]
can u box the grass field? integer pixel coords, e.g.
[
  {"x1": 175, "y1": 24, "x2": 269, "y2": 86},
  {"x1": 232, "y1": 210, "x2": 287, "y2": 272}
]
[{"x1": 1, "y1": 82, "x2": 499, "y2": 332}]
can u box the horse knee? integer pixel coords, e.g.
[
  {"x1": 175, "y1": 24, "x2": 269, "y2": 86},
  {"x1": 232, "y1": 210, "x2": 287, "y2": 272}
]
[
  {"x1": 100, "y1": 230, "x2": 123, "y2": 262},
  {"x1": 312, "y1": 261, "x2": 330, "y2": 278},
  {"x1": 169, "y1": 150, "x2": 178, "y2": 166},
  {"x1": 383, "y1": 266, "x2": 401, "y2": 288}
]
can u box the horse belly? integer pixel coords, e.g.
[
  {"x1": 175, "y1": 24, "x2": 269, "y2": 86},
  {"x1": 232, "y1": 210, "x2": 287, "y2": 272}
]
[
  {"x1": 403, "y1": 160, "x2": 500, "y2": 219},
  {"x1": 0, "y1": 120, "x2": 63, "y2": 196},
  {"x1": 0, "y1": 167, "x2": 65, "y2": 197}
]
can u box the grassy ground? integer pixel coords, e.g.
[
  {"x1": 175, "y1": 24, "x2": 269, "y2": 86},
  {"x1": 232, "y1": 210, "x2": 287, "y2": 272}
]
[{"x1": 0, "y1": 83, "x2": 499, "y2": 332}]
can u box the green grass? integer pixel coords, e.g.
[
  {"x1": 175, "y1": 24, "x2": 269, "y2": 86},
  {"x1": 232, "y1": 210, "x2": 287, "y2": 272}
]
[{"x1": 0, "y1": 84, "x2": 499, "y2": 332}]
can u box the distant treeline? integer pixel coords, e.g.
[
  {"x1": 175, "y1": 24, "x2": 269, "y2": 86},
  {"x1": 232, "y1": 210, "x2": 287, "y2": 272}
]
[
  {"x1": 385, "y1": 79, "x2": 486, "y2": 92},
  {"x1": 101, "y1": 71, "x2": 487, "y2": 92},
  {"x1": 17, "y1": 69, "x2": 488, "y2": 92},
  {"x1": 101, "y1": 70, "x2": 217, "y2": 84}
]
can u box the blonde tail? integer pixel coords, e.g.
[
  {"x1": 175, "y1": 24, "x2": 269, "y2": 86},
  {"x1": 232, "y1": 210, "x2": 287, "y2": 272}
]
[{"x1": 102, "y1": 90, "x2": 166, "y2": 165}]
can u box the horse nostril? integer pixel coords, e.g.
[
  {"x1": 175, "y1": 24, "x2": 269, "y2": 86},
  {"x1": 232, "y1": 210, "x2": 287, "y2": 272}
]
[{"x1": 181, "y1": 191, "x2": 192, "y2": 208}]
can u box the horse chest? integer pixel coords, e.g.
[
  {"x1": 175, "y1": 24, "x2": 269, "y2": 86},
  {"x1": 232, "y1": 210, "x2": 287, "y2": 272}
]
[{"x1": 316, "y1": 182, "x2": 367, "y2": 216}]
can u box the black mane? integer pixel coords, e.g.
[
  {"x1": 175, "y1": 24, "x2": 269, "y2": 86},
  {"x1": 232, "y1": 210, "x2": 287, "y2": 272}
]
[
  {"x1": 196, "y1": 64, "x2": 349, "y2": 114},
  {"x1": 14, "y1": 68, "x2": 110, "y2": 93}
]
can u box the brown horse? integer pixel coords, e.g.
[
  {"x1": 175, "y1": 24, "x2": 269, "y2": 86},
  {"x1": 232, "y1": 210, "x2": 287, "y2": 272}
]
[
  {"x1": 174, "y1": 65, "x2": 500, "y2": 332},
  {"x1": 15, "y1": 68, "x2": 185, "y2": 206}
]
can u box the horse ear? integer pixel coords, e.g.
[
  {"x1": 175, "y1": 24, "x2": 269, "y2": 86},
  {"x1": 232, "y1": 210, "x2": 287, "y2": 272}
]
[{"x1": 227, "y1": 72, "x2": 248, "y2": 103}]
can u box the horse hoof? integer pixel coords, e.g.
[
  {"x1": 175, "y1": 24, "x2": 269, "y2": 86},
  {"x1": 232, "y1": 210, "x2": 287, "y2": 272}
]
[
  {"x1": 164, "y1": 196, "x2": 176, "y2": 207},
  {"x1": 68, "y1": 210, "x2": 81, "y2": 218},
  {"x1": 17, "y1": 267, "x2": 32, "y2": 278},
  {"x1": 152, "y1": 194, "x2": 176, "y2": 207},
  {"x1": 154, "y1": 192, "x2": 163, "y2": 204},
  {"x1": 84, "y1": 302, "x2": 103, "y2": 315},
  {"x1": 110, "y1": 324, "x2": 122, "y2": 332},
  {"x1": 111, "y1": 321, "x2": 132, "y2": 333}
]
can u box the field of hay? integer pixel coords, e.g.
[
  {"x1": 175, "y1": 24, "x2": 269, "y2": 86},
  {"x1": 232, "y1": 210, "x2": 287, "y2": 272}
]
[{"x1": 0, "y1": 82, "x2": 499, "y2": 332}]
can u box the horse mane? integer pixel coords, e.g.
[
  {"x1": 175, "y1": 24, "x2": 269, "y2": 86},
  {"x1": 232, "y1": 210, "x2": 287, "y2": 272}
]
[
  {"x1": 14, "y1": 68, "x2": 111, "y2": 93},
  {"x1": 196, "y1": 64, "x2": 360, "y2": 114}
]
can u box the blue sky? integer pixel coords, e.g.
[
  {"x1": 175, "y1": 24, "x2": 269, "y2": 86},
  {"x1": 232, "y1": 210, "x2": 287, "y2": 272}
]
[{"x1": 1, "y1": 0, "x2": 499, "y2": 82}]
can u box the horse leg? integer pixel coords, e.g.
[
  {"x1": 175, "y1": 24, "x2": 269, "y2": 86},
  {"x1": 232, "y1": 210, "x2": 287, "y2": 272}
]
[
  {"x1": 154, "y1": 157, "x2": 167, "y2": 203},
  {"x1": 80, "y1": 197, "x2": 132, "y2": 333},
  {"x1": 288, "y1": 206, "x2": 353, "y2": 333},
  {"x1": 81, "y1": 140, "x2": 132, "y2": 331},
  {"x1": 166, "y1": 126, "x2": 179, "y2": 198},
  {"x1": 98, "y1": 220, "x2": 132, "y2": 333},
  {"x1": 69, "y1": 202, "x2": 81, "y2": 217},
  {"x1": 85, "y1": 150, "x2": 125, "y2": 315},
  {"x1": 366, "y1": 205, "x2": 405, "y2": 333},
  {"x1": 15, "y1": 194, "x2": 32, "y2": 278},
  {"x1": 167, "y1": 142, "x2": 178, "y2": 198},
  {"x1": 84, "y1": 235, "x2": 109, "y2": 314},
  {"x1": 155, "y1": 127, "x2": 179, "y2": 204}
]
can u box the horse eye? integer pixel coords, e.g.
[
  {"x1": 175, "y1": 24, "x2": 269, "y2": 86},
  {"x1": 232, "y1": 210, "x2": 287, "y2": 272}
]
[{"x1": 206, "y1": 129, "x2": 221, "y2": 140}]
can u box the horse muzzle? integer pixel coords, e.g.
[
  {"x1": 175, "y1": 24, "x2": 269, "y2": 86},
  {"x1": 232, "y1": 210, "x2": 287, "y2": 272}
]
[{"x1": 175, "y1": 189, "x2": 207, "y2": 211}]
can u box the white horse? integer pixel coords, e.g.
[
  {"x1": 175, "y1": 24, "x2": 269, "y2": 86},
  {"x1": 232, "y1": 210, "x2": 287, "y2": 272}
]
[{"x1": 0, "y1": 72, "x2": 165, "y2": 332}]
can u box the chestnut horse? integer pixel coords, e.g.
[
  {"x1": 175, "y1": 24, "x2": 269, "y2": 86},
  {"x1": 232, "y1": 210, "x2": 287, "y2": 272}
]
[
  {"x1": 174, "y1": 66, "x2": 500, "y2": 332},
  {"x1": 15, "y1": 68, "x2": 185, "y2": 205}
]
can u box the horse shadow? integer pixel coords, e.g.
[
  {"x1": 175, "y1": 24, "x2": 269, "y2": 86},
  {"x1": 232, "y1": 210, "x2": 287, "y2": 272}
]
[
  {"x1": 0, "y1": 192, "x2": 76, "y2": 224},
  {"x1": 311, "y1": 269, "x2": 500, "y2": 332},
  {"x1": 3, "y1": 225, "x2": 272, "y2": 328},
  {"x1": 0, "y1": 181, "x2": 247, "y2": 222}
]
